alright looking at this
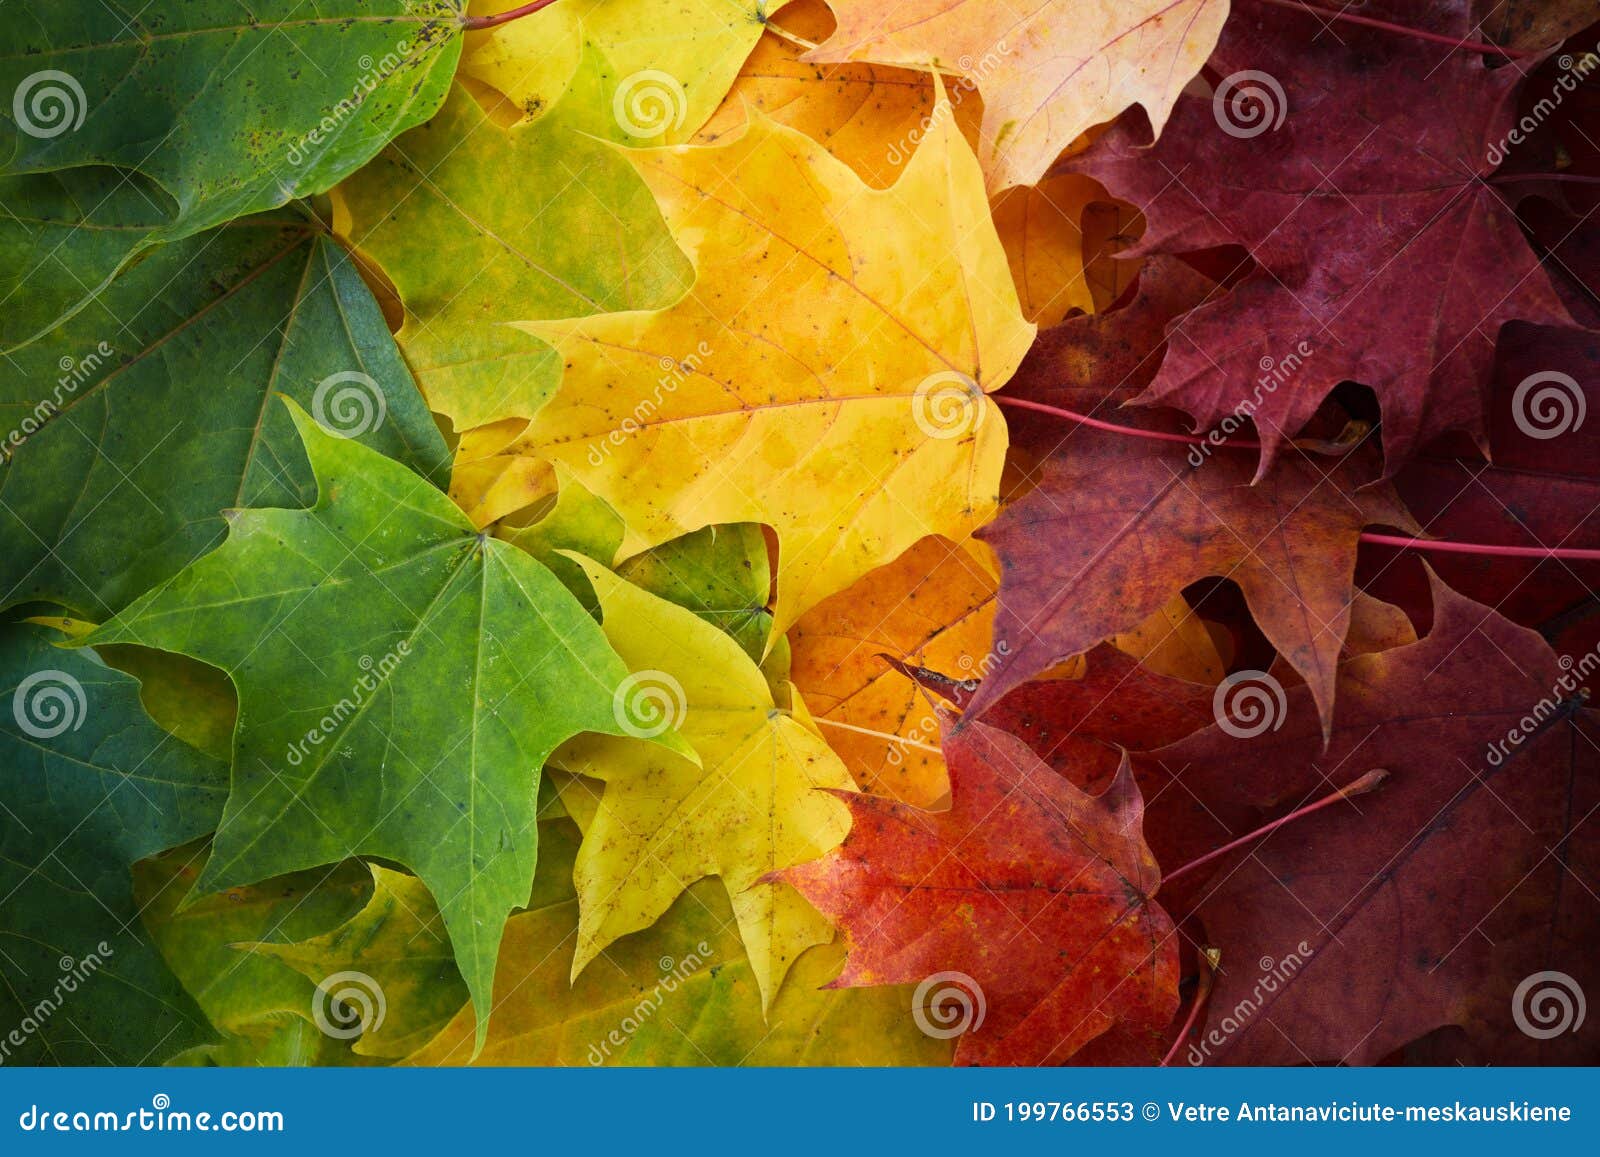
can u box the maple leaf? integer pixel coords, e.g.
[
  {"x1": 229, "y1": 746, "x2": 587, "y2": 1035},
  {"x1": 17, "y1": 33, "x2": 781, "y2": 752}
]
[
  {"x1": 974, "y1": 255, "x2": 1420, "y2": 734},
  {"x1": 1065, "y1": 0, "x2": 1572, "y2": 475},
  {"x1": 1146, "y1": 571, "x2": 1600, "y2": 1065},
  {"x1": 0, "y1": 621, "x2": 225, "y2": 1065},
  {"x1": 483, "y1": 96, "x2": 1034, "y2": 634},
  {"x1": 553, "y1": 557, "x2": 852, "y2": 1009},
  {"x1": 134, "y1": 846, "x2": 373, "y2": 1066},
  {"x1": 693, "y1": 0, "x2": 980, "y2": 189},
  {"x1": 244, "y1": 864, "x2": 469, "y2": 1060},
  {"x1": 0, "y1": 215, "x2": 448, "y2": 620},
  {"x1": 1361, "y1": 324, "x2": 1600, "y2": 689},
  {"x1": 86, "y1": 402, "x2": 677, "y2": 1051},
  {"x1": 783, "y1": 718, "x2": 1179, "y2": 1065},
  {"x1": 806, "y1": 0, "x2": 1229, "y2": 191},
  {"x1": 462, "y1": 0, "x2": 793, "y2": 144},
  {"x1": 0, "y1": 172, "x2": 173, "y2": 353},
  {"x1": 790, "y1": 535, "x2": 999, "y2": 807},
  {"x1": 0, "y1": 0, "x2": 465, "y2": 342},
  {"x1": 972, "y1": 431, "x2": 1417, "y2": 737},
  {"x1": 407, "y1": 817, "x2": 950, "y2": 1064},
  {"x1": 899, "y1": 642, "x2": 1214, "y2": 795},
  {"x1": 1473, "y1": 0, "x2": 1600, "y2": 48},
  {"x1": 612, "y1": 523, "x2": 775, "y2": 663},
  {"x1": 334, "y1": 51, "x2": 692, "y2": 431}
]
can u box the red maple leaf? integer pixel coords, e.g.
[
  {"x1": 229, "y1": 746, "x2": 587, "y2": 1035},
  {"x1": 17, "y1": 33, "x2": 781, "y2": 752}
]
[
  {"x1": 1065, "y1": 0, "x2": 1572, "y2": 475},
  {"x1": 1144, "y1": 572, "x2": 1600, "y2": 1064},
  {"x1": 782, "y1": 718, "x2": 1178, "y2": 1065}
]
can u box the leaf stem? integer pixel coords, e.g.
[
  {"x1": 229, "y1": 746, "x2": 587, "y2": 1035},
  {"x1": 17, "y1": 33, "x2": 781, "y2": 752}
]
[
  {"x1": 998, "y1": 396, "x2": 1600, "y2": 563},
  {"x1": 1249, "y1": 0, "x2": 1534, "y2": 58},
  {"x1": 462, "y1": 0, "x2": 560, "y2": 30},
  {"x1": 812, "y1": 716, "x2": 944, "y2": 754},
  {"x1": 1361, "y1": 534, "x2": 1600, "y2": 562},
  {"x1": 1159, "y1": 949, "x2": 1218, "y2": 1067},
  {"x1": 1163, "y1": 769, "x2": 1388, "y2": 886},
  {"x1": 995, "y1": 395, "x2": 1225, "y2": 449},
  {"x1": 1491, "y1": 173, "x2": 1600, "y2": 187}
]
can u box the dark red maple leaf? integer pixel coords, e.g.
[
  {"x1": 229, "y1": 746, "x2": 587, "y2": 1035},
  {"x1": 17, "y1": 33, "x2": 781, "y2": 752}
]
[
  {"x1": 889, "y1": 642, "x2": 1213, "y2": 793},
  {"x1": 1360, "y1": 322, "x2": 1600, "y2": 689},
  {"x1": 1065, "y1": 0, "x2": 1573, "y2": 475},
  {"x1": 974, "y1": 427, "x2": 1417, "y2": 740},
  {"x1": 1143, "y1": 571, "x2": 1600, "y2": 1065},
  {"x1": 781, "y1": 718, "x2": 1179, "y2": 1066}
]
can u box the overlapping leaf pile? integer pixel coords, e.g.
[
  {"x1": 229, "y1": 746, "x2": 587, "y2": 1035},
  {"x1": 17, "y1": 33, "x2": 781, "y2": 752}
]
[{"x1": 2, "y1": 0, "x2": 1597, "y2": 1068}]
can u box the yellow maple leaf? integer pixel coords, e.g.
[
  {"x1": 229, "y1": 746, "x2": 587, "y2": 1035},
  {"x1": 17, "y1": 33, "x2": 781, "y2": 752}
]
[
  {"x1": 806, "y1": 0, "x2": 1229, "y2": 191},
  {"x1": 553, "y1": 558, "x2": 854, "y2": 1012},
  {"x1": 485, "y1": 95, "x2": 1034, "y2": 635}
]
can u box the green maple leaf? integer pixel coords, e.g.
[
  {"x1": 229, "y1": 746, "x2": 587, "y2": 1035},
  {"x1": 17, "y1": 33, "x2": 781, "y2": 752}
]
[
  {"x1": 0, "y1": 620, "x2": 227, "y2": 1065},
  {"x1": 335, "y1": 46, "x2": 692, "y2": 431},
  {"x1": 0, "y1": 213, "x2": 449, "y2": 620},
  {"x1": 0, "y1": 0, "x2": 466, "y2": 345},
  {"x1": 87, "y1": 401, "x2": 689, "y2": 1049}
]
